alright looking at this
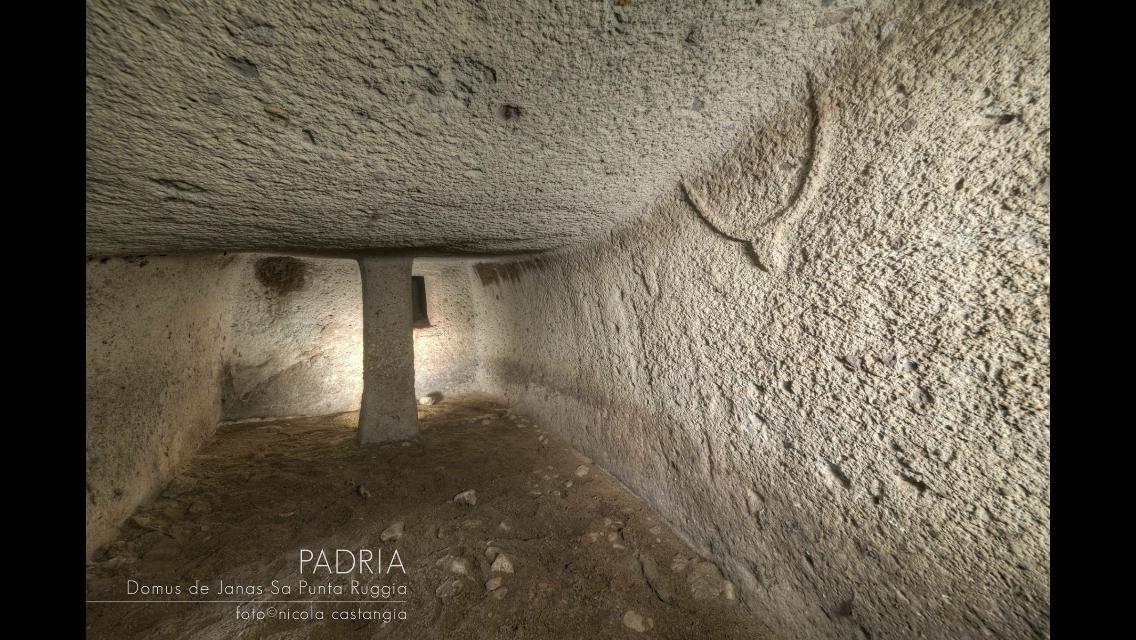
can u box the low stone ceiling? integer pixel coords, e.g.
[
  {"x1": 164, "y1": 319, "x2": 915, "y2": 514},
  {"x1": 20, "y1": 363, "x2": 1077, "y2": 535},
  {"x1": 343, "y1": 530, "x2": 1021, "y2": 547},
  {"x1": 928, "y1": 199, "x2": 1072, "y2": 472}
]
[{"x1": 86, "y1": 0, "x2": 877, "y2": 256}]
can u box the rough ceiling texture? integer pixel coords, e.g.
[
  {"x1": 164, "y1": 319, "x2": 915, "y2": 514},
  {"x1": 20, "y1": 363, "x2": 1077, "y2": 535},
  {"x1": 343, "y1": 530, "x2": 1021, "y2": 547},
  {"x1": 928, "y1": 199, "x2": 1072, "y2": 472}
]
[{"x1": 87, "y1": 0, "x2": 877, "y2": 256}]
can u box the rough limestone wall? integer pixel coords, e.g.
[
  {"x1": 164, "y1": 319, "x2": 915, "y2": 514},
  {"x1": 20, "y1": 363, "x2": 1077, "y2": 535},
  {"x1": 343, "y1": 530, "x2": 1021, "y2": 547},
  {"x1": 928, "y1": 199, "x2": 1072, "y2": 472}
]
[
  {"x1": 86, "y1": 254, "x2": 230, "y2": 560},
  {"x1": 220, "y1": 254, "x2": 363, "y2": 421},
  {"x1": 413, "y1": 262, "x2": 479, "y2": 399},
  {"x1": 470, "y1": 3, "x2": 1049, "y2": 639}
]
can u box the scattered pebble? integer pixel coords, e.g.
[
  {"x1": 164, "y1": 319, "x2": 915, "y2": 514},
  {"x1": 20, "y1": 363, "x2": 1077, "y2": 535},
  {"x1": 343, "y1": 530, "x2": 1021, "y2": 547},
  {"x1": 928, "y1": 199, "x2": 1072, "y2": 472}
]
[
  {"x1": 418, "y1": 395, "x2": 435, "y2": 405},
  {"x1": 491, "y1": 554, "x2": 514, "y2": 573},
  {"x1": 575, "y1": 465, "x2": 590, "y2": 477},
  {"x1": 436, "y1": 579, "x2": 461, "y2": 598},
  {"x1": 449, "y1": 558, "x2": 470, "y2": 575},
  {"x1": 380, "y1": 521, "x2": 404, "y2": 541},
  {"x1": 453, "y1": 490, "x2": 477, "y2": 506},
  {"x1": 485, "y1": 576, "x2": 504, "y2": 591},
  {"x1": 492, "y1": 586, "x2": 508, "y2": 599},
  {"x1": 623, "y1": 610, "x2": 654, "y2": 633},
  {"x1": 357, "y1": 485, "x2": 371, "y2": 499}
]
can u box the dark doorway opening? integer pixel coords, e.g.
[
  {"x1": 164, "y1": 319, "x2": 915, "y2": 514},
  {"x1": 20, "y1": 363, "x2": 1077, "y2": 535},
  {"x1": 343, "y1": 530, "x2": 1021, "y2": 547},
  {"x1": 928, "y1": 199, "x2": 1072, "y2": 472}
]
[{"x1": 412, "y1": 276, "x2": 430, "y2": 328}]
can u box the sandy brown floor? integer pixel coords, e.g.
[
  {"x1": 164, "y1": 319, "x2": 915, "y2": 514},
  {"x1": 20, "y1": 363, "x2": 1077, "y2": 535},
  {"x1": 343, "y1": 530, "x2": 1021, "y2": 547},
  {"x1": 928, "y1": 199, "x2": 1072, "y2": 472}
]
[{"x1": 86, "y1": 395, "x2": 773, "y2": 639}]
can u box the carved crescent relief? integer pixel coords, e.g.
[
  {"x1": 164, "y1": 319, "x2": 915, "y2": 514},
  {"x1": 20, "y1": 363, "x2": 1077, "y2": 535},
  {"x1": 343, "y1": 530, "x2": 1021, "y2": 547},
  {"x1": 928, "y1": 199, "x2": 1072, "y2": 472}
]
[{"x1": 681, "y1": 74, "x2": 827, "y2": 273}]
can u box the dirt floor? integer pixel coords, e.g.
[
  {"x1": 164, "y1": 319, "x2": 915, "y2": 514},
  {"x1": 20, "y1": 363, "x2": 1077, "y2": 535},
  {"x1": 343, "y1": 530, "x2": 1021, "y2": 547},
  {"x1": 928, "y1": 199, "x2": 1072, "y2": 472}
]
[{"x1": 85, "y1": 395, "x2": 774, "y2": 639}]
